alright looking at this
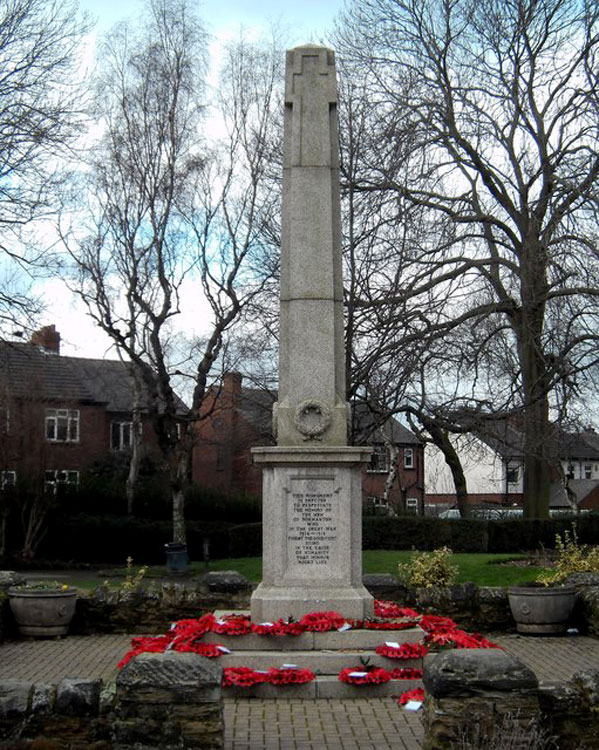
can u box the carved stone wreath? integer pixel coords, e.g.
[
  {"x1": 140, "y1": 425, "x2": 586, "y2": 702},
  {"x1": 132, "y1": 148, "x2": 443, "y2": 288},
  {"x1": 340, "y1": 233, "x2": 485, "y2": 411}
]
[{"x1": 294, "y1": 400, "x2": 332, "y2": 439}]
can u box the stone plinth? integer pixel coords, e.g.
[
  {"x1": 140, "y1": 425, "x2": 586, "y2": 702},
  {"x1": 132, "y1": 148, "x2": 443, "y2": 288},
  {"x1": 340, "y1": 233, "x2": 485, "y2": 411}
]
[
  {"x1": 114, "y1": 652, "x2": 223, "y2": 749},
  {"x1": 250, "y1": 447, "x2": 374, "y2": 621}
]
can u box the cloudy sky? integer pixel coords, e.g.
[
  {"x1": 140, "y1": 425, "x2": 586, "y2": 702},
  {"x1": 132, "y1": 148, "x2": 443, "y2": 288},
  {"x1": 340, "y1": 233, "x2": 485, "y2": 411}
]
[{"x1": 47, "y1": 0, "x2": 344, "y2": 358}]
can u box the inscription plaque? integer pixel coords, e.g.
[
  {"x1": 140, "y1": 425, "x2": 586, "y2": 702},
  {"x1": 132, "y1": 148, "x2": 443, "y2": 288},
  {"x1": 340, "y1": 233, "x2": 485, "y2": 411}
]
[{"x1": 286, "y1": 477, "x2": 338, "y2": 572}]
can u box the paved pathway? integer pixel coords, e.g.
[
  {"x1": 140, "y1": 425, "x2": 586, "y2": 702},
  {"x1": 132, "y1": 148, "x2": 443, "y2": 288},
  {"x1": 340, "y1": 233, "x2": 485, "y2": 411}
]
[{"x1": 2, "y1": 632, "x2": 599, "y2": 749}]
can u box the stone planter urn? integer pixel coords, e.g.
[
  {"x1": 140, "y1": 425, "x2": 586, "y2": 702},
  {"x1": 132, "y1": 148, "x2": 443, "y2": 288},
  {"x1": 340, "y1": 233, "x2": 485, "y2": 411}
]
[
  {"x1": 8, "y1": 586, "x2": 77, "y2": 637},
  {"x1": 508, "y1": 584, "x2": 576, "y2": 634}
]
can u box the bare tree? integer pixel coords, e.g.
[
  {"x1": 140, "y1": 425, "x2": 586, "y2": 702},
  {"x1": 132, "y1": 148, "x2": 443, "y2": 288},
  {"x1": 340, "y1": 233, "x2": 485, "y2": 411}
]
[
  {"x1": 0, "y1": 0, "x2": 90, "y2": 333},
  {"x1": 336, "y1": 0, "x2": 599, "y2": 518},
  {"x1": 65, "y1": 4, "x2": 281, "y2": 544}
]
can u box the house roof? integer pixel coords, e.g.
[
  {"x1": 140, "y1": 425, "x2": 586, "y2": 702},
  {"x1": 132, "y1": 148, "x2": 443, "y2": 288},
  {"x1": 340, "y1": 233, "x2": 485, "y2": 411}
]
[
  {"x1": 351, "y1": 402, "x2": 421, "y2": 446},
  {"x1": 565, "y1": 479, "x2": 599, "y2": 506},
  {"x1": 473, "y1": 418, "x2": 599, "y2": 462},
  {"x1": 218, "y1": 380, "x2": 421, "y2": 447},
  {"x1": 0, "y1": 341, "x2": 187, "y2": 414},
  {"x1": 238, "y1": 386, "x2": 276, "y2": 442}
]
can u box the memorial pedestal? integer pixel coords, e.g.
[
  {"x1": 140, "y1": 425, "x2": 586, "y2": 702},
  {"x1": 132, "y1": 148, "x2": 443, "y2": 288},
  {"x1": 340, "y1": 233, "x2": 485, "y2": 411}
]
[{"x1": 250, "y1": 446, "x2": 374, "y2": 622}]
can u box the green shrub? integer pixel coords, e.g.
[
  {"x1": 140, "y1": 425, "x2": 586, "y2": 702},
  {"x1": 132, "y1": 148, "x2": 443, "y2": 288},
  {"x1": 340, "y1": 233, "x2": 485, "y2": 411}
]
[
  {"x1": 397, "y1": 546, "x2": 458, "y2": 588},
  {"x1": 537, "y1": 524, "x2": 599, "y2": 585}
]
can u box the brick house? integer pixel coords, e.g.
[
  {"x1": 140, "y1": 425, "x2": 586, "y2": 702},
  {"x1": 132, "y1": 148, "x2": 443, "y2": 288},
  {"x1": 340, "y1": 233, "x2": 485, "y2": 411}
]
[
  {"x1": 192, "y1": 372, "x2": 424, "y2": 513},
  {"x1": 0, "y1": 326, "x2": 186, "y2": 493}
]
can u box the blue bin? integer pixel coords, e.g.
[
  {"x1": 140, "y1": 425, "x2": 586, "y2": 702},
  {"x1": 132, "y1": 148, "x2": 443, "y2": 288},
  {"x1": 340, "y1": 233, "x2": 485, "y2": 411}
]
[{"x1": 164, "y1": 542, "x2": 188, "y2": 574}]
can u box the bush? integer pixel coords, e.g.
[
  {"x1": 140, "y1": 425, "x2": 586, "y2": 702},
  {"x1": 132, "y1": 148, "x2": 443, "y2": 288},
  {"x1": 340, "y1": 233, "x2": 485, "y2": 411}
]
[
  {"x1": 537, "y1": 524, "x2": 599, "y2": 585},
  {"x1": 363, "y1": 516, "x2": 488, "y2": 552},
  {"x1": 398, "y1": 547, "x2": 458, "y2": 588},
  {"x1": 37, "y1": 515, "x2": 233, "y2": 564}
]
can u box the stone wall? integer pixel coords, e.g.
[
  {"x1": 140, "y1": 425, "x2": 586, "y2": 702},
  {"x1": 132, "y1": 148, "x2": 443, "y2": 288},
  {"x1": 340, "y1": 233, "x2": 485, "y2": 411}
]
[
  {"x1": 0, "y1": 653, "x2": 223, "y2": 750},
  {"x1": 2, "y1": 570, "x2": 599, "y2": 638},
  {"x1": 422, "y1": 650, "x2": 599, "y2": 750},
  {"x1": 72, "y1": 572, "x2": 255, "y2": 635}
]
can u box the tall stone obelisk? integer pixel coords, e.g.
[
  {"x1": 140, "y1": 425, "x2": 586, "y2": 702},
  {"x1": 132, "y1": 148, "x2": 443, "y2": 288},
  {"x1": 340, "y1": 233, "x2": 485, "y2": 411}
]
[{"x1": 250, "y1": 46, "x2": 374, "y2": 621}]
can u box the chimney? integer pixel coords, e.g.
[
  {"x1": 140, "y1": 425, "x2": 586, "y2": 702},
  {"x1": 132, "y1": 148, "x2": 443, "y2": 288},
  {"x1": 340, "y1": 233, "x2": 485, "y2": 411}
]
[
  {"x1": 223, "y1": 371, "x2": 242, "y2": 399},
  {"x1": 31, "y1": 325, "x2": 60, "y2": 354}
]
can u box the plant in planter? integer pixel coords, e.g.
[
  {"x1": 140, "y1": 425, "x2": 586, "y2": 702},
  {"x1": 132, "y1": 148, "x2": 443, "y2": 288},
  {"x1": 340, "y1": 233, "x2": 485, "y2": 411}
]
[
  {"x1": 508, "y1": 526, "x2": 599, "y2": 635},
  {"x1": 8, "y1": 581, "x2": 77, "y2": 637}
]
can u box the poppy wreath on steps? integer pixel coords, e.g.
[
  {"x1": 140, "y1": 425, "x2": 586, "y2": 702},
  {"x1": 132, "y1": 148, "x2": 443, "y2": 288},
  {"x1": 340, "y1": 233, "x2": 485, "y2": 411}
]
[
  {"x1": 222, "y1": 667, "x2": 270, "y2": 687},
  {"x1": 222, "y1": 666, "x2": 315, "y2": 687},
  {"x1": 359, "y1": 619, "x2": 420, "y2": 631},
  {"x1": 338, "y1": 666, "x2": 392, "y2": 685},
  {"x1": 398, "y1": 687, "x2": 425, "y2": 706},
  {"x1": 267, "y1": 667, "x2": 316, "y2": 685},
  {"x1": 298, "y1": 611, "x2": 346, "y2": 632},
  {"x1": 389, "y1": 667, "x2": 424, "y2": 680},
  {"x1": 374, "y1": 601, "x2": 420, "y2": 620},
  {"x1": 251, "y1": 619, "x2": 305, "y2": 636},
  {"x1": 375, "y1": 642, "x2": 429, "y2": 659},
  {"x1": 211, "y1": 614, "x2": 253, "y2": 636}
]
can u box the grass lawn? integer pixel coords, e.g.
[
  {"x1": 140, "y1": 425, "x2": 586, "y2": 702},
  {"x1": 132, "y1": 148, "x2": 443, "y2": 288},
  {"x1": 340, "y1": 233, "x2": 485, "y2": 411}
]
[{"x1": 125, "y1": 550, "x2": 545, "y2": 588}]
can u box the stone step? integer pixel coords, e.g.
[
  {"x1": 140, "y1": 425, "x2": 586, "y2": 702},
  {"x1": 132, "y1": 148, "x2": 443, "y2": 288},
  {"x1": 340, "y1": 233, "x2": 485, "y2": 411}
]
[
  {"x1": 223, "y1": 674, "x2": 422, "y2": 700},
  {"x1": 220, "y1": 649, "x2": 423, "y2": 673},
  {"x1": 203, "y1": 627, "x2": 423, "y2": 651}
]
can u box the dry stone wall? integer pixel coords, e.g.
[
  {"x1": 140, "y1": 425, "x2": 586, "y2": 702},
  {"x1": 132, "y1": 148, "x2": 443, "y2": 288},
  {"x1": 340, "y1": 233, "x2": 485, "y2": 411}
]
[{"x1": 0, "y1": 654, "x2": 223, "y2": 750}]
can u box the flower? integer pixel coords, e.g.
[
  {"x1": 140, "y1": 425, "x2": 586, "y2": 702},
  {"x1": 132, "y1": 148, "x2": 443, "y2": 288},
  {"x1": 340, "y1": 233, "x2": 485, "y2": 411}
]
[
  {"x1": 398, "y1": 687, "x2": 425, "y2": 705},
  {"x1": 338, "y1": 666, "x2": 392, "y2": 685},
  {"x1": 298, "y1": 611, "x2": 346, "y2": 632},
  {"x1": 376, "y1": 642, "x2": 429, "y2": 659}
]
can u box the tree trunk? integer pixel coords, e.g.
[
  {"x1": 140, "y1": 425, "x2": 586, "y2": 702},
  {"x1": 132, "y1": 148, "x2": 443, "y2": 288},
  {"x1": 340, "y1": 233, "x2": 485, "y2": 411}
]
[
  {"x1": 382, "y1": 442, "x2": 399, "y2": 512},
  {"x1": 420, "y1": 416, "x2": 470, "y2": 518},
  {"x1": 170, "y1": 431, "x2": 191, "y2": 545},
  {"x1": 518, "y1": 239, "x2": 551, "y2": 519},
  {"x1": 125, "y1": 377, "x2": 143, "y2": 515},
  {"x1": 172, "y1": 486, "x2": 186, "y2": 544}
]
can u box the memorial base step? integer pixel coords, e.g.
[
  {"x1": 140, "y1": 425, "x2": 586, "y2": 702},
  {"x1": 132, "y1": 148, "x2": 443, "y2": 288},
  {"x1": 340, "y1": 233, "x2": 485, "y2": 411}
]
[
  {"x1": 212, "y1": 610, "x2": 425, "y2": 700},
  {"x1": 224, "y1": 675, "x2": 422, "y2": 700}
]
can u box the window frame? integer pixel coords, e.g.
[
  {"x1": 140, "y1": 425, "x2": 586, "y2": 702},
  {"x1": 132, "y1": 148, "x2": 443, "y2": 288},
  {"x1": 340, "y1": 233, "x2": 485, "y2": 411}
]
[
  {"x1": 45, "y1": 409, "x2": 80, "y2": 443},
  {"x1": 1, "y1": 470, "x2": 16, "y2": 489},
  {"x1": 111, "y1": 420, "x2": 134, "y2": 451},
  {"x1": 403, "y1": 447, "x2": 414, "y2": 469},
  {"x1": 367, "y1": 444, "x2": 390, "y2": 473},
  {"x1": 44, "y1": 469, "x2": 79, "y2": 494}
]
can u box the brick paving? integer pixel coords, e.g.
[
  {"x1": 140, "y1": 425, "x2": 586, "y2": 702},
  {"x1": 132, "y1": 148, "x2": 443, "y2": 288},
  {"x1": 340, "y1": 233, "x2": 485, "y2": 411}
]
[{"x1": 2, "y1": 631, "x2": 599, "y2": 749}]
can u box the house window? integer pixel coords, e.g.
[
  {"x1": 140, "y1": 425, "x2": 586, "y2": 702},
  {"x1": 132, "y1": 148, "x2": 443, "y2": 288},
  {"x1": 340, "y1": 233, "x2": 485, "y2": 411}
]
[
  {"x1": 404, "y1": 448, "x2": 414, "y2": 469},
  {"x1": 406, "y1": 496, "x2": 419, "y2": 513},
  {"x1": 1, "y1": 471, "x2": 16, "y2": 488},
  {"x1": 111, "y1": 421, "x2": 133, "y2": 451},
  {"x1": 44, "y1": 470, "x2": 79, "y2": 494},
  {"x1": 584, "y1": 464, "x2": 593, "y2": 479},
  {"x1": 506, "y1": 465, "x2": 519, "y2": 484},
  {"x1": 367, "y1": 445, "x2": 390, "y2": 473},
  {"x1": 45, "y1": 409, "x2": 79, "y2": 443}
]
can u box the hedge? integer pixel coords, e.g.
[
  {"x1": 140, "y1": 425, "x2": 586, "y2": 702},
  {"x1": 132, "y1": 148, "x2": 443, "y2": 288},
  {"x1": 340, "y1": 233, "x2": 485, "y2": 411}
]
[
  {"x1": 227, "y1": 512, "x2": 599, "y2": 557},
  {"x1": 37, "y1": 515, "x2": 233, "y2": 564}
]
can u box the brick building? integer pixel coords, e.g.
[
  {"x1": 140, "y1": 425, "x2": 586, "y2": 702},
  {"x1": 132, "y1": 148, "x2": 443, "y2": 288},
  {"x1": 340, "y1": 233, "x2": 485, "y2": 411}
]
[
  {"x1": 0, "y1": 326, "x2": 185, "y2": 493},
  {"x1": 192, "y1": 372, "x2": 424, "y2": 513}
]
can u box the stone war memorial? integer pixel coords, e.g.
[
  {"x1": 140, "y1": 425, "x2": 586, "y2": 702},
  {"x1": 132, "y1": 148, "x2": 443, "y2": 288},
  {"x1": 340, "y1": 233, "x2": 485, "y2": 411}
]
[{"x1": 250, "y1": 45, "x2": 374, "y2": 622}]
